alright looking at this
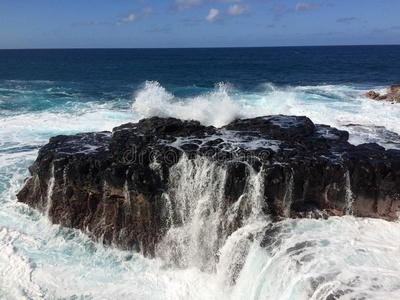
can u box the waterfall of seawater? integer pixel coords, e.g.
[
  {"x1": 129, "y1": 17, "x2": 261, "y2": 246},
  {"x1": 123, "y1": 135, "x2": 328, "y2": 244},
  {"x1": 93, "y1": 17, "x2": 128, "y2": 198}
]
[
  {"x1": 62, "y1": 165, "x2": 68, "y2": 202},
  {"x1": 283, "y1": 171, "x2": 294, "y2": 217},
  {"x1": 93, "y1": 180, "x2": 110, "y2": 246},
  {"x1": 44, "y1": 163, "x2": 55, "y2": 218},
  {"x1": 344, "y1": 171, "x2": 354, "y2": 215},
  {"x1": 156, "y1": 155, "x2": 269, "y2": 281}
]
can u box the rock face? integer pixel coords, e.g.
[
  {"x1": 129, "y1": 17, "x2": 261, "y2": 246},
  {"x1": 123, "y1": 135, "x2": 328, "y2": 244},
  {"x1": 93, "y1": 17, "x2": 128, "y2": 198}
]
[
  {"x1": 387, "y1": 85, "x2": 400, "y2": 102},
  {"x1": 364, "y1": 90, "x2": 387, "y2": 101},
  {"x1": 17, "y1": 116, "x2": 400, "y2": 255},
  {"x1": 365, "y1": 84, "x2": 400, "y2": 102}
]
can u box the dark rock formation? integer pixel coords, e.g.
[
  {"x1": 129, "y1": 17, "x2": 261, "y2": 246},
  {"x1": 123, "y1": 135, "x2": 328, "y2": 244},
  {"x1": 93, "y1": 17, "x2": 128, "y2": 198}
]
[
  {"x1": 365, "y1": 84, "x2": 400, "y2": 103},
  {"x1": 17, "y1": 116, "x2": 400, "y2": 254}
]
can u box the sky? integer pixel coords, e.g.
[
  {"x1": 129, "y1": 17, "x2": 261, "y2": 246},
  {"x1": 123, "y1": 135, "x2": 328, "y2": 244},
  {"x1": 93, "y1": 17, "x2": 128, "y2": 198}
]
[{"x1": 0, "y1": 0, "x2": 399, "y2": 49}]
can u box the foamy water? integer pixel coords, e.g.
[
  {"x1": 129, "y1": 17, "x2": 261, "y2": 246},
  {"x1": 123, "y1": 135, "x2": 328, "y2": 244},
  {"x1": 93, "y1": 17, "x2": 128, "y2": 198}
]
[
  {"x1": 133, "y1": 81, "x2": 400, "y2": 149},
  {"x1": 1, "y1": 81, "x2": 400, "y2": 299}
]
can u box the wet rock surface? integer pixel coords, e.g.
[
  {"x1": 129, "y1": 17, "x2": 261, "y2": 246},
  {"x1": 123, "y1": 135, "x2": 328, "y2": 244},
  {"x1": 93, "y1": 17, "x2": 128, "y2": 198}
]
[
  {"x1": 365, "y1": 84, "x2": 400, "y2": 103},
  {"x1": 17, "y1": 115, "x2": 400, "y2": 254}
]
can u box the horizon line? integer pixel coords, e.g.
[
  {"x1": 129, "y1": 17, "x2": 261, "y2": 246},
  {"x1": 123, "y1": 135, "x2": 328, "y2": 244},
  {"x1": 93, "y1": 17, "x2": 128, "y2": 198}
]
[{"x1": 1, "y1": 43, "x2": 400, "y2": 51}]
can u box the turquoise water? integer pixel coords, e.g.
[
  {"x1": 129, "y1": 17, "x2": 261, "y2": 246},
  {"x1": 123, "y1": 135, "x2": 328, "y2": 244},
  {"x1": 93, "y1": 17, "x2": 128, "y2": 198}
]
[{"x1": 1, "y1": 48, "x2": 400, "y2": 299}]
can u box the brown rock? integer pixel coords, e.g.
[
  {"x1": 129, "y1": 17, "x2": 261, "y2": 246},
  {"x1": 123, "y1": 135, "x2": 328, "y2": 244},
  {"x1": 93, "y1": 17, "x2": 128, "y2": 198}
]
[
  {"x1": 387, "y1": 84, "x2": 400, "y2": 103},
  {"x1": 386, "y1": 84, "x2": 400, "y2": 94},
  {"x1": 364, "y1": 90, "x2": 380, "y2": 100},
  {"x1": 377, "y1": 94, "x2": 388, "y2": 100},
  {"x1": 365, "y1": 85, "x2": 400, "y2": 103},
  {"x1": 326, "y1": 209, "x2": 343, "y2": 217}
]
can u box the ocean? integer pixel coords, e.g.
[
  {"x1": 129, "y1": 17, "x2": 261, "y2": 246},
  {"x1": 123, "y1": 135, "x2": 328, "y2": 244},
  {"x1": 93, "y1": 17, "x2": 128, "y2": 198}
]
[{"x1": 1, "y1": 46, "x2": 400, "y2": 299}]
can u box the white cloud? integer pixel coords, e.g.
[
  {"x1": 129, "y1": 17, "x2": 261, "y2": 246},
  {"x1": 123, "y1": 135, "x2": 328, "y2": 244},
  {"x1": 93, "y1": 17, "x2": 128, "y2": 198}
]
[
  {"x1": 114, "y1": 6, "x2": 152, "y2": 26},
  {"x1": 205, "y1": 8, "x2": 219, "y2": 21},
  {"x1": 122, "y1": 14, "x2": 137, "y2": 23},
  {"x1": 171, "y1": 0, "x2": 203, "y2": 11},
  {"x1": 272, "y1": 2, "x2": 322, "y2": 20},
  {"x1": 227, "y1": 4, "x2": 251, "y2": 16}
]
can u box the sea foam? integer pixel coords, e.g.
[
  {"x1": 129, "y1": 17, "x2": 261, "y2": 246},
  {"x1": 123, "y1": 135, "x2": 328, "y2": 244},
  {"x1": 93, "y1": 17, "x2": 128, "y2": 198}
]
[
  {"x1": 132, "y1": 81, "x2": 400, "y2": 149},
  {"x1": 132, "y1": 81, "x2": 245, "y2": 127},
  {"x1": 2, "y1": 79, "x2": 400, "y2": 299}
]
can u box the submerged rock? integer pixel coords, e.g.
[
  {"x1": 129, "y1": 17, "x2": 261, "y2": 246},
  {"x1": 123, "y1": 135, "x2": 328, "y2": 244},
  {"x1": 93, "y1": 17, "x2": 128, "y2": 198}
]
[{"x1": 17, "y1": 115, "x2": 400, "y2": 255}]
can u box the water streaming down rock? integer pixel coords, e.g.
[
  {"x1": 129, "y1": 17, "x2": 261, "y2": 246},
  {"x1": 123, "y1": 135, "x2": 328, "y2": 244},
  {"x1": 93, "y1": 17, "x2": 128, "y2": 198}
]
[
  {"x1": 44, "y1": 163, "x2": 55, "y2": 218},
  {"x1": 216, "y1": 220, "x2": 269, "y2": 289},
  {"x1": 90, "y1": 180, "x2": 111, "y2": 247},
  {"x1": 155, "y1": 155, "x2": 267, "y2": 273},
  {"x1": 232, "y1": 165, "x2": 265, "y2": 222},
  {"x1": 123, "y1": 171, "x2": 130, "y2": 205},
  {"x1": 283, "y1": 171, "x2": 294, "y2": 218},
  {"x1": 17, "y1": 116, "x2": 400, "y2": 265},
  {"x1": 344, "y1": 171, "x2": 354, "y2": 215},
  {"x1": 121, "y1": 170, "x2": 133, "y2": 235},
  {"x1": 156, "y1": 155, "x2": 227, "y2": 271},
  {"x1": 62, "y1": 165, "x2": 68, "y2": 202}
]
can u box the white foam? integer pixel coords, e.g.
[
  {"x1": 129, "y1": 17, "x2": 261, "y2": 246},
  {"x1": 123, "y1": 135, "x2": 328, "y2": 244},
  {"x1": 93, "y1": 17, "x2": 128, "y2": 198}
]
[
  {"x1": 0, "y1": 228, "x2": 44, "y2": 299},
  {"x1": 155, "y1": 155, "x2": 267, "y2": 273},
  {"x1": 2, "y1": 81, "x2": 400, "y2": 299},
  {"x1": 132, "y1": 81, "x2": 400, "y2": 149},
  {"x1": 166, "y1": 129, "x2": 281, "y2": 152},
  {"x1": 0, "y1": 106, "x2": 133, "y2": 159},
  {"x1": 132, "y1": 81, "x2": 245, "y2": 127},
  {"x1": 231, "y1": 217, "x2": 400, "y2": 300}
]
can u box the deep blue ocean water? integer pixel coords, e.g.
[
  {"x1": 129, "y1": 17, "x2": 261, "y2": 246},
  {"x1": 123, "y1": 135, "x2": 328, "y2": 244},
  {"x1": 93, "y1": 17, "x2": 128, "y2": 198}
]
[
  {"x1": 1, "y1": 46, "x2": 400, "y2": 299},
  {"x1": 1, "y1": 46, "x2": 400, "y2": 95}
]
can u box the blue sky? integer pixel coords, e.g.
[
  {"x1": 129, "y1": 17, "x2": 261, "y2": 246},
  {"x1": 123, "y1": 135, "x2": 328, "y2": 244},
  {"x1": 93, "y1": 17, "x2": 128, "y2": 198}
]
[{"x1": 0, "y1": 0, "x2": 399, "y2": 48}]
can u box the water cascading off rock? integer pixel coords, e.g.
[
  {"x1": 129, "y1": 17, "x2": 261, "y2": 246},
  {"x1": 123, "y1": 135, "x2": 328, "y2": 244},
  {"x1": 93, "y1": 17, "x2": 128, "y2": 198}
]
[
  {"x1": 155, "y1": 155, "x2": 267, "y2": 273},
  {"x1": 16, "y1": 115, "x2": 400, "y2": 260}
]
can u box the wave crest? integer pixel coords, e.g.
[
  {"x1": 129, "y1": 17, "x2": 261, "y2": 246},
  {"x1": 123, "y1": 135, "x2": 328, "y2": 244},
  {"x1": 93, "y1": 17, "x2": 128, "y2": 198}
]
[
  {"x1": 132, "y1": 81, "x2": 246, "y2": 127},
  {"x1": 133, "y1": 81, "x2": 400, "y2": 149}
]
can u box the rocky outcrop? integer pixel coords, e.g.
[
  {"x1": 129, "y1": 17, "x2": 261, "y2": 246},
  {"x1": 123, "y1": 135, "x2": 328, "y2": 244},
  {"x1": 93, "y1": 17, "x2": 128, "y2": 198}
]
[
  {"x1": 364, "y1": 90, "x2": 387, "y2": 101},
  {"x1": 17, "y1": 116, "x2": 400, "y2": 254},
  {"x1": 365, "y1": 84, "x2": 400, "y2": 103},
  {"x1": 387, "y1": 85, "x2": 400, "y2": 102}
]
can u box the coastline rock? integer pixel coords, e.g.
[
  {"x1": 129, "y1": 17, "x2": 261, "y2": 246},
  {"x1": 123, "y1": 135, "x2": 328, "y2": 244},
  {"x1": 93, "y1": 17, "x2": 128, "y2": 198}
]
[
  {"x1": 387, "y1": 84, "x2": 400, "y2": 102},
  {"x1": 364, "y1": 90, "x2": 381, "y2": 100},
  {"x1": 365, "y1": 84, "x2": 400, "y2": 103},
  {"x1": 17, "y1": 116, "x2": 400, "y2": 254}
]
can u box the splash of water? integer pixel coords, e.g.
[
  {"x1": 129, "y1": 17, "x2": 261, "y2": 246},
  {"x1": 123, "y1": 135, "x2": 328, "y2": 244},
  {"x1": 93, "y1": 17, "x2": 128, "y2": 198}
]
[
  {"x1": 0, "y1": 228, "x2": 44, "y2": 299},
  {"x1": 156, "y1": 155, "x2": 228, "y2": 271},
  {"x1": 155, "y1": 155, "x2": 267, "y2": 273},
  {"x1": 131, "y1": 81, "x2": 400, "y2": 149},
  {"x1": 231, "y1": 217, "x2": 400, "y2": 300},
  {"x1": 132, "y1": 81, "x2": 245, "y2": 127},
  {"x1": 2, "y1": 80, "x2": 400, "y2": 299}
]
